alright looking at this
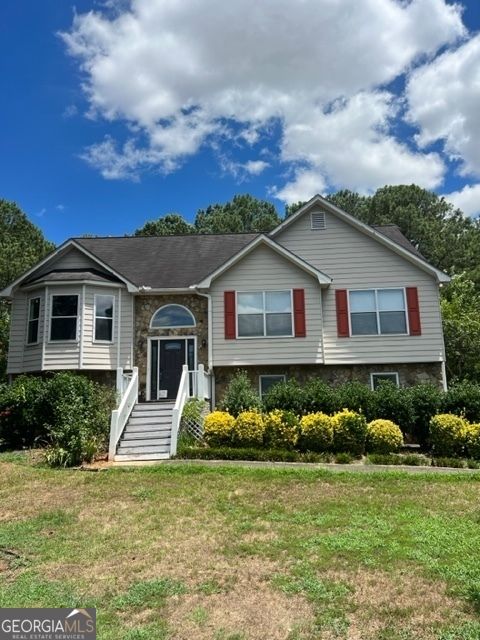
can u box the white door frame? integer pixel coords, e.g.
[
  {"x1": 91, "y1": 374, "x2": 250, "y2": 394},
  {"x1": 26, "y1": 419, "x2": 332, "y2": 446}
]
[{"x1": 146, "y1": 335, "x2": 197, "y2": 401}]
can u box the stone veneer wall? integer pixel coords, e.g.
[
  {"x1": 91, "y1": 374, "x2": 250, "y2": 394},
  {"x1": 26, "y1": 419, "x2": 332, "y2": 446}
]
[
  {"x1": 214, "y1": 362, "x2": 444, "y2": 403},
  {"x1": 135, "y1": 294, "x2": 208, "y2": 398}
]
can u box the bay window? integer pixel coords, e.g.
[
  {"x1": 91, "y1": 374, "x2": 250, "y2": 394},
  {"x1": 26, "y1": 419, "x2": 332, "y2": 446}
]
[
  {"x1": 27, "y1": 297, "x2": 40, "y2": 344},
  {"x1": 94, "y1": 294, "x2": 114, "y2": 342},
  {"x1": 50, "y1": 295, "x2": 78, "y2": 341}
]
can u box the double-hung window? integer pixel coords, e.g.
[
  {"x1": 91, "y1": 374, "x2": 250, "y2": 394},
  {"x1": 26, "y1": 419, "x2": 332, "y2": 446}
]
[
  {"x1": 237, "y1": 291, "x2": 293, "y2": 338},
  {"x1": 349, "y1": 289, "x2": 407, "y2": 336},
  {"x1": 27, "y1": 297, "x2": 40, "y2": 344},
  {"x1": 94, "y1": 294, "x2": 114, "y2": 342},
  {"x1": 50, "y1": 295, "x2": 78, "y2": 341}
]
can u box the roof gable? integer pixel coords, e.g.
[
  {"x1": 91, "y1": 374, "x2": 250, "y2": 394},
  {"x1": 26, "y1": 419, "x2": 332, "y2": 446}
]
[
  {"x1": 194, "y1": 235, "x2": 332, "y2": 288},
  {"x1": 271, "y1": 195, "x2": 450, "y2": 283}
]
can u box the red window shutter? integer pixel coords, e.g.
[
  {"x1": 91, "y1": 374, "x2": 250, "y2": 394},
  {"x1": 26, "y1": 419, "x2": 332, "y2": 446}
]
[
  {"x1": 224, "y1": 291, "x2": 236, "y2": 339},
  {"x1": 335, "y1": 289, "x2": 350, "y2": 337},
  {"x1": 406, "y1": 287, "x2": 421, "y2": 336},
  {"x1": 293, "y1": 289, "x2": 306, "y2": 337}
]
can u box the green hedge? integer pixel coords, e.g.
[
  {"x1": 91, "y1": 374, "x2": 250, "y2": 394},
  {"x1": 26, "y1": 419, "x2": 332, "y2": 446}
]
[{"x1": 0, "y1": 373, "x2": 115, "y2": 466}]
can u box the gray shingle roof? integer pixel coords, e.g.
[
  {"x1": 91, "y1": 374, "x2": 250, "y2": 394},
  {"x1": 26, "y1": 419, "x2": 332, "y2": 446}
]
[
  {"x1": 372, "y1": 225, "x2": 424, "y2": 259},
  {"x1": 75, "y1": 234, "x2": 259, "y2": 288},
  {"x1": 25, "y1": 268, "x2": 122, "y2": 285}
]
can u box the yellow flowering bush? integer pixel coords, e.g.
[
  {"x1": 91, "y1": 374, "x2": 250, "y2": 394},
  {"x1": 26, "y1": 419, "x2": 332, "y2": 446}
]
[
  {"x1": 464, "y1": 422, "x2": 480, "y2": 459},
  {"x1": 332, "y1": 409, "x2": 367, "y2": 455},
  {"x1": 429, "y1": 413, "x2": 467, "y2": 457},
  {"x1": 264, "y1": 409, "x2": 299, "y2": 449},
  {"x1": 299, "y1": 412, "x2": 333, "y2": 452},
  {"x1": 366, "y1": 419, "x2": 404, "y2": 454},
  {"x1": 204, "y1": 411, "x2": 235, "y2": 446},
  {"x1": 232, "y1": 410, "x2": 265, "y2": 447}
]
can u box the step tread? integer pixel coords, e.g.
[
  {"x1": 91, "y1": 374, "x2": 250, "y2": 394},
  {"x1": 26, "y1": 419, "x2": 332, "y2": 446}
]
[
  {"x1": 124, "y1": 426, "x2": 172, "y2": 434},
  {"x1": 114, "y1": 452, "x2": 170, "y2": 462},
  {"x1": 121, "y1": 437, "x2": 171, "y2": 446},
  {"x1": 117, "y1": 443, "x2": 170, "y2": 452}
]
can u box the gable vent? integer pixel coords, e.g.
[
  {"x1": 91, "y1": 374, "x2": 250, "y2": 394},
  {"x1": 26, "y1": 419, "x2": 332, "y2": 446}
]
[{"x1": 310, "y1": 211, "x2": 326, "y2": 230}]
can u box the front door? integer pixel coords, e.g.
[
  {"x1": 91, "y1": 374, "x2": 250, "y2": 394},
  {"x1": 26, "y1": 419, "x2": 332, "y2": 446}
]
[
  {"x1": 149, "y1": 338, "x2": 196, "y2": 401},
  {"x1": 159, "y1": 339, "x2": 186, "y2": 399}
]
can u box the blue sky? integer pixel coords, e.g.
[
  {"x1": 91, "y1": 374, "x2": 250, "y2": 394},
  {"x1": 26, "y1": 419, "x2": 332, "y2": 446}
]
[{"x1": 1, "y1": 1, "x2": 480, "y2": 245}]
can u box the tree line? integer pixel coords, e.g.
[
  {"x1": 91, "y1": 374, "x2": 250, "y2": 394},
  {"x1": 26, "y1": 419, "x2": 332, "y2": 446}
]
[{"x1": 1, "y1": 185, "x2": 480, "y2": 381}]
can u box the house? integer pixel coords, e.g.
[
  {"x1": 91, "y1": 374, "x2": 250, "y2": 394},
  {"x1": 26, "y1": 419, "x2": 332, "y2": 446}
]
[{"x1": 0, "y1": 195, "x2": 450, "y2": 460}]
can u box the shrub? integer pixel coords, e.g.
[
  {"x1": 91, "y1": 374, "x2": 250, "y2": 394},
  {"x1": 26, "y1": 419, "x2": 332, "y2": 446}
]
[
  {"x1": 262, "y1": 379, "x2": 307, "y2": 414},
  {"x1": 366, "y1": 419, "x2": 404, "y2": 454},
  {"x1": 0, "y1": 375, "x2": 48, "y2": 449},
  {"x1": 219, "y1": 370, "x2": 261, "y2": 417},
  {"x1": 406, "y1": 384, "x2": 442, "y2": 446},
  {"x1": 429, "y1": 413, "x2": 467, "y2": 457},
  {"x1": 303, "y1": 379, "x2": 340, "y2": 415},
  {"x1": 335, "y1": 452, "x2": 353, "y2": 464},
  {"x1": 442, "y1": 381, "x2": 480, "y2": 423},
  {"x1": 263, "y1": 409, "x2": 299, "y2": 449},
  {"x1": 175, "y1": 445, "x2": 333, "y2": 463},
  {"x1": 367, "y1": 453, "x2": 430, "y2": 466},
  {"x1": 332, "y1": 409, "x2": 367, "y2": 455},
  {"x1": 232, "y1": 411, "x2": 265, "y2": 447},
  {"x1": 41, "y1": 373, "x2": 115, "y2": 467},
  {"x1": 182, "y1": 398, "x2": 207, "y2": 423},
  {"x1": 204, "y1": 411, "x2": 235, "y2": 446},
  {"x1": 374, "y1": 382, "x2": 414, "y2": 435},
  {"x1": 431, "y1": 456, "x2": 466, "y2": 468},
  {"x1": 464, "y1": 423, "x2": 480, "y2": 460},
  {"x1": 337, "y1": 381, "x2": 377, "y2": 422},
  {"x1": 299, "y1": 412, "x2": 333, "y2": 452}
]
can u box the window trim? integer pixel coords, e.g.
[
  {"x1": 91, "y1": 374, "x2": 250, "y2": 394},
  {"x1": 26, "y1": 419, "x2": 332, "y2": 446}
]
[
  {"x1": 93, "y1": 293, "x2": 115, "y2": 344},
  {"x1": 348, "y1": 287, "x2": 409, "y2": 337},
  {"x1": 370, "y1": 372, "x2": 400, "y2": 390},
  {"x1": 48, "y1": 293, "x2": 80, "y2": 343},
  {"x1": 26, "y1": 296, "x2": 41, "y2": 346},
  {"x1": 236, "y1": 290, "x2": 294, "y2": 339},
  {"x1": 150, "y1": 304, "x2": 196, "y2": 329},
  {"x1": 259, "y1": 374, "x2": 287, "y2": 398}
]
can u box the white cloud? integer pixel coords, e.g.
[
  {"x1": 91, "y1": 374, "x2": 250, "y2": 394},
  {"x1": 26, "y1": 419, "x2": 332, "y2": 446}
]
[
  {"x1": 443, "y1": 183, "x2": 480, "y2": 217},
  {"x1": 407, "y1": 34, "x2": 480, "y2": 177},
  {"x1": 61, "y1": 0, "x2": 464, "y2": 188},
  {"x1": 219, "y1": 157, "x2": 270, "y2": 181},
  {"x1": 272, "y1": 169, "x2": 327, "y2": 205}
]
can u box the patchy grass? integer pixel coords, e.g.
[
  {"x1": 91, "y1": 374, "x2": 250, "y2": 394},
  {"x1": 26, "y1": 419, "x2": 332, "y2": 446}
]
[{"x1": 1, "y1": 452, "x2": 480, "y2": 639}]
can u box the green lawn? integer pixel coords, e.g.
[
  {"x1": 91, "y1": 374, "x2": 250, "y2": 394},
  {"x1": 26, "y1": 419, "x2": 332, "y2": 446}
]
[{"x1": 1, "y1": 453, "x2": 480, "y2": 639}]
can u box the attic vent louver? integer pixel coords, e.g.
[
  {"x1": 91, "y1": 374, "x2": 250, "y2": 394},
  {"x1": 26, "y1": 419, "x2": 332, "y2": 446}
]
[{"x1": 310, "y1": 211, "x2": 326, "y2": 230}]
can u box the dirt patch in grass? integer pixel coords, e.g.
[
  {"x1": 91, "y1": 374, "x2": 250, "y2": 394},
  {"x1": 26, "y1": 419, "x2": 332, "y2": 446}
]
[
  {"x1": 326, "y1": 567, "x2": 474, "y2": 639},
  {"x1": 166, "y1": 557, "x2": 314, "y2": 640}
]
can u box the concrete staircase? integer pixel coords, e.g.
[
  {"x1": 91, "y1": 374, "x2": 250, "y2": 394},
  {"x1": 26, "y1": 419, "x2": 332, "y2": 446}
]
[{"x1": 114, "y1": 402, "x2": 174, "y2": 462}]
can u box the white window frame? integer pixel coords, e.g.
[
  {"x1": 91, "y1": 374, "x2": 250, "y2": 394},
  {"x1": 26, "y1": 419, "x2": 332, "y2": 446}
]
[
  {"x1": 94, "y1": 294, "x2": 115, "y2": 344},
  {"x1": 49, "y1": 293, "x2": 79, "y2": 343},
  {"x1": 236, "y1": 290, "x2": 294, "y2": 339},
  {"x1": 150, "y1": 304, "x2": 196, "y2": 329},
  {"x1": 370, "y1": 372, "x2": 400, "y2": 390},
  {"x1": 26, "y1": 296, "x2": 41, "y2": 346},
  {"x1": 259, "y1": 374, "x2": 287, "y2": 398},
  {"x1": 348, "y1": 287, "x2": 409, "y2": 337}
]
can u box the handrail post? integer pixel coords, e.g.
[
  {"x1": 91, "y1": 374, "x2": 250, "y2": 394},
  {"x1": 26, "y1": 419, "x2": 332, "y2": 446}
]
[
  {"x1": 197, "y1": 364, "x2": 205, "y2": 399},
  {"x1": 116, "y1": 366, "x2": 124, "y2": 398}
]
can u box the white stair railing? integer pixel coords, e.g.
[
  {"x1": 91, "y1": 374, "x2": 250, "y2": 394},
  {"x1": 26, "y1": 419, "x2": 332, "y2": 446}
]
[
  {"x1": 109, "y1": 367, "x2": 138, "y2": 460},
  {"x1": 171, "y1": 364, "x2": 189, "y2": 457}
]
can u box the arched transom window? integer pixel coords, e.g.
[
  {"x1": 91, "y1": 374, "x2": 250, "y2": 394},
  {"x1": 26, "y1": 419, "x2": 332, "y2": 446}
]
[{"x1": 150, "y1": 304, "x2": 196, "y2": 328}]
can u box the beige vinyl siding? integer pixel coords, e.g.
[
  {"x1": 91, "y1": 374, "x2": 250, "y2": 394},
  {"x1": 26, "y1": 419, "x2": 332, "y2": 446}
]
[
  {"x1": 7, "y1": 289, "x2": 44, "y2": 374},
  {"x1": 210, "y1": 244, "x2": 323, "y2": 366},
  {"x1": 33, "y1": 247, "x2": 103, "y2": 278},
  {"x1": 82, "y1": 286, "x2": 133, "y2": 370},
  {"x1": 276, "y1": 210, "x2": 445, "y2": 364}
]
